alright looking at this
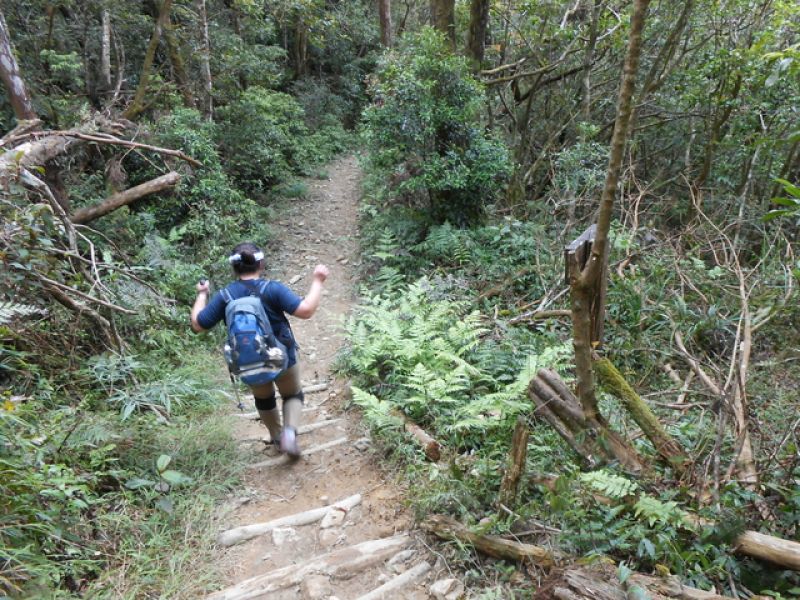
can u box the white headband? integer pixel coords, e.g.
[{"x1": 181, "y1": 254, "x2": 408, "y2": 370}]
[{"x1": 228, "y1": 251, "x2": 264, "y2": 263}]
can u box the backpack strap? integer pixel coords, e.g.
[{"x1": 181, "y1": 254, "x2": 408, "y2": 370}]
[{"x1": 220, "y1": 286, "x2": 233, "y2": 304}]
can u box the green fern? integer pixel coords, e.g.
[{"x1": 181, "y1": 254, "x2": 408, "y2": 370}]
[
  {"x1": 350, "y1": 387, "x2": 404, "y2": 432},
  {"x1": 580, "y1": 469, "x2": 640, "y2": 499},
  {"x1": 0, "y1": 301, "x2": 43, "y2": 325},
  {"x1": 633, "y1": 495, "x2": 688, "y2": 527}
]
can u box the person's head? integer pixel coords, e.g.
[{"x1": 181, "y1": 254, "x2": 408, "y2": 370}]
[{"x1": 229, "y1": 242, "x2": 264, "y2": 276}]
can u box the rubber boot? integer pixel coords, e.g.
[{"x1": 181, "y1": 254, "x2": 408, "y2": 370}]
[{"x1": 280, "y1": 398, "x2": 303, "y2": 458}]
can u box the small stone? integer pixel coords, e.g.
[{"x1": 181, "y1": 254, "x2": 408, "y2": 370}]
[
  {"x1": 318, "y1": 528, "x2": 345, "y2": 547},
  {"x1": 320, "y1": 495, "x2": 330, "y2": 504},
  {"x1": 271, "y1": 527, "x2": 299, "y2": 546},
  {"x1": 387, "y1": 549, "x2": 415, "y2": 570},
  {"x1": 301, "y1": 574, "x2": 331, "y2": 600},
  {"x1": 354, "y1": 437, "x2": 371, "y2": 452},
  {"x1": 377, "y1": 573, "x2": 391, "y2": 584},
  {"x1": 320, "y1": 507, "x2": 346, "y2": 528},
  {"x1": 430, "y1": 578, "x2": 465, "y2": 600},
  {"x1": 340, "y1": 259, "x2": 349, "y2": 265},
  {"x1": 336, "y1": 255, "x2": 345, "y2": 261},
  {"x1": 289, "y1": 275, "x2": 303, "y2": 285}
]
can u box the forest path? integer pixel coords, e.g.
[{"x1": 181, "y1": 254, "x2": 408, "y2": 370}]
[{"x1": 209, "y1": 156, "x2": 436, "y2": 600}]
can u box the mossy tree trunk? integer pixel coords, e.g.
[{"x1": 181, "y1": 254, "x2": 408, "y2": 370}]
[{"x1": 124, "y1": 0, "x2": 174, "y2": 120}]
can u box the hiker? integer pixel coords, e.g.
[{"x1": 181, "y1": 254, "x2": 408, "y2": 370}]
[{"x1": 190, "y1": 241, "x2": 329, "y2": 457}]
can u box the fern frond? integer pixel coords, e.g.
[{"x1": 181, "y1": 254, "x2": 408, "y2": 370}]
[
  {"x1": 0, "y1": 301, "x2": 44, "y2": 325},
  {"x1": 580, "y1": 469, "x2": 639, "y2": 499}
]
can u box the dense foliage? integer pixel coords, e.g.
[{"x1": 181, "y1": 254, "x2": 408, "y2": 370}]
[{"x1": 361, "y1": 28, "x2": 510, "y2": 225}]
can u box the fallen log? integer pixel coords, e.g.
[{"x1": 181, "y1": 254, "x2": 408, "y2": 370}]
[
  {"x1": 70, "y1": 171, "x2": 181, "y2": 224},
  {"x1": 355, "y1": 561, "x2": 432, "y2": 600},
  {"x1": 422, "y1": 514, "x2": 555, "y2": 567},
  {"x1": 217, "y1": 493, "x2": 362, "y2": 547},
  {"x1": 593, "y1": 355, "x2": 687, "y2": 471},
  {"x1": 238, "y1": 419, "x2": 342, "y2": 444},
  {"x1": 247, "y1": 436, "x2": 348, "y2": 469},
  {"x1": 391, "y1": 409, "x2": 441, "y2": 461},
  {"x1": 206, "y1": 534, "x2": 411, "y2": 600},
  {"x1": 735, "y1": 530, "x2": 800, "y2": 571},
  {"x1": 534, "y1": 564, "x2": 735, "y2": 600}
]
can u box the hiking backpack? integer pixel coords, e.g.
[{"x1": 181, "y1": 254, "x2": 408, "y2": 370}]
[{"x1": 221, "y1": 280, "x2": 289, "y2": 385}]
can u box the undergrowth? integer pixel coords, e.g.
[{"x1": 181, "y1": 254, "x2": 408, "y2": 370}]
[{"x1": 341, "y1": 190, "x2": 800, "y2": 597}]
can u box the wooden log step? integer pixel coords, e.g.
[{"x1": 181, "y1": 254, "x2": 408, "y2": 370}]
[
  {"x1": 247, "y1": 437, "x2": 348, "y2": 469},
  {"x1": 238, "y1": 419, "x2": 343, "y2": 444},
  {"x1": 217, "y1": 493, "x2": 362, "y2": 547},
  {"x1": 206, "y1": 534, "x2": 411, "y2": 599},
  {"x1": 355, "y1": 561, "x2": 432, "y2": 600}
]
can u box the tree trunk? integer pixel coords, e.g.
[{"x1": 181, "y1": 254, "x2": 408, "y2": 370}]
[
  {"x1": 497, "y1": 415, "x2": 528, "y2": 509},
  {"x1": 99, "y1": 8, "x2": 112, "y2": 96},
  {"x1": 196, "y1": 0, "x2": 213, "y2": 118},
  {"x1": 124, "y1": 0, "x2": 174, "y2": 120},
  {"x1": 467, "y1": 0, "x2": 490, "y2": 70},
  {"x1": 164, "y1": 15, "x2": 195, "y2": 108},
  {"x1": 430, "y1": 0, "x2": 456, "y2": 49},
  {"x1": 570, "y1": 0, "x2": 651, "y2": 418},
  {"x1": 70, "y1": 172, "x2": 180, "y2": 224},
  {"x1": 293, "y1": 18, "x2": 308, "y2": 78},
  {"x1": 0, "y1": 8, "x2": 37, "y2": 121},
  {"x1": 378, "y1": 0, "x2": 393, "y2": 47}
]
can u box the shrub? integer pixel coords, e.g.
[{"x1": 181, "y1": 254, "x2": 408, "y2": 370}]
[
  {"x1": 361, "y1": 28, "x2": 510, "y2": 226},
  {"x1": 215, "y1": 87, "x2": 309, "y2": 193}
]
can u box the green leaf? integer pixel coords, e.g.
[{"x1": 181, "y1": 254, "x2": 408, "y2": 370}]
[
  {"x1": 156, "y1": 454, "x2": 172, "y2": 473},
  {"x1": 617, "y1": 562, "x2": 633, "y2": 584},
  {"x1": 155, "y1": 497, "x2": 174, "y2": 514},
  {"x1": 775, "y1": 178, "x2": 800, "y2": 198},
  {"x1": 160, "y1": 469, "x2": 191, "y2": 485},
  {"x1": 124, "y1": 478, "x2": 154, "y2": 490}
]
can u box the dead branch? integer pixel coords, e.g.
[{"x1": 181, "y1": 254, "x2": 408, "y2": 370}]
[
  {"x1": 422, "y1": 514, "x2": 556, "y2": 567},
  {"x1": 391, "y1": 410, "x2": 441, "y2": 461},
  {"x1": 20, "y1": 130, "x2": 201, "y2": 167},
  {"x1": 70, "y1": 171, "x2": 180, "y2": 224}
]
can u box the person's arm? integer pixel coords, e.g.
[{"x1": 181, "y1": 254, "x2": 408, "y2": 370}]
[
  {"x1": 292, "y1": 265, "x2": 329, "y2": 319},
  {"x1": 190, "y1": 280, "x2": 211, "y2": 333}
]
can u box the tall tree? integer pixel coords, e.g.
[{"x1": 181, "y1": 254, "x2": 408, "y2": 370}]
[
  {"x1": 124, "y1": 0, "x2": 174, "y2": 120},
  {"x1": 378, "y1": 0, "x2": 393, "y2": 48},
  {"x1": 430, "y1": 0, "x2": 455, "y2": 49},
  {"x1": 99, "y1": 8, "x2": 112, "y2": 96},
  {"x1": 467, "y1": 0, "x2": 489, "y2": 69},
  {"x1": 569, "y1": 0, "x2": 652, "y2": 420},
  {"x1": 0, "y1": 8, "x2": 37, "y2": 121},
  {"x1": 196, "y1": 0, "x2": 213, "y2": 118}
]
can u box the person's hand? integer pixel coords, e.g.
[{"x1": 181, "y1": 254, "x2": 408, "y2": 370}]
[
  {"x1": 196, "y1": 279, "x2": 211, "y2": 294},
  {"x1": 313, "y1": 264, "x2": 329, "y2": 283}
]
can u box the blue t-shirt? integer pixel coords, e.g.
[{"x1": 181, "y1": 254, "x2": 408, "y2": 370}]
[{"x1": 197, "y1": 279, "x2": 303, "y2": 367}]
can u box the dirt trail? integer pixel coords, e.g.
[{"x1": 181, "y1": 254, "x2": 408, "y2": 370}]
[{"x1": 209, "y1": 157, "x2": 440, "y2": 600}]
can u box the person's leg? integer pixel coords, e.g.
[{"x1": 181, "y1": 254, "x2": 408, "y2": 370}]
[
  {"x1": 250, "y1": 382, "x2": 281, "y2": 441},
  {"x1": 275, "y1": 364, "x2": 303, "y2": 456}
]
